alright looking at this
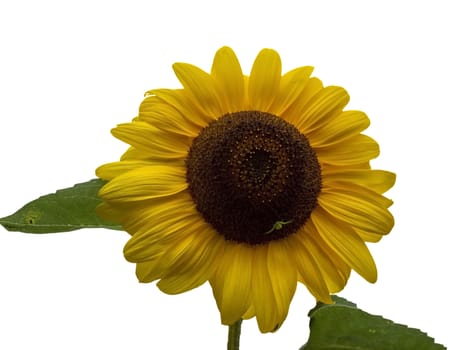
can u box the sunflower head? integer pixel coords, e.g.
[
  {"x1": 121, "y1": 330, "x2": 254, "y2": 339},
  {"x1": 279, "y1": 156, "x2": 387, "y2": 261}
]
[
  {"x1": 186, "y1": 109, "x2": 322, "y2": 245},
  {"x1": 96, "y1": 47, "x2": 395, "y2": 333}
]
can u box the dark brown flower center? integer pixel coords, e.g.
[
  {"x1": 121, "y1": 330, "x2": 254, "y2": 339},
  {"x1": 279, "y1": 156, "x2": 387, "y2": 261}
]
[{"x1": 185, "y1": 110, "x2": 321, "y2": 245}]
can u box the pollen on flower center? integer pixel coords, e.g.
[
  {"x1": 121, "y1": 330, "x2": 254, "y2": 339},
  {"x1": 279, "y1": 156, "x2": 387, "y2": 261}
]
[{"x1": 186, "y1": 111, "x2": 321, "y2": 245}]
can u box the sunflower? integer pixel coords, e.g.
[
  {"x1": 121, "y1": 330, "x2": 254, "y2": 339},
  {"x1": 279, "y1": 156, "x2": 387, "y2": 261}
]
[{"x1": 96, "y1": 47, "x2": 395, "y2": 333}]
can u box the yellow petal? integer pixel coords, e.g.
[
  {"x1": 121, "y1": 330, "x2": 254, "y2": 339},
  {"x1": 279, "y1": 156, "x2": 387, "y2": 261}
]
[
  {"x1": 266, "y1": 240, "x2": 298, "y2": 328},
  {"x1": 311, "y1": 207, "x2": 378, "y2": 283},
  {"x1": 306, "y1": 110, "x2": 370, "y2": 147},
  {"x1": 139, "y1": 95, "x2": 201, "y2": 137},
  {"x1": 287, "y1": 230, "x2": 332, "y2": 303},
  {"x1": 315, "y1": 134, "x2": 380, "y2": 165},
  {"x1": 96, "y1": 160, "x2": 152, "y2": 180},
  {"x1": 140, "y1": 223, "x2": 217, "y2": 286},
  {"x1": 210, "y1": 242, "x2": 252, "y2": 325},
  {"x1": 136, "y1": 260, "x2": 164, "y2": 283},
  {"x1": 296, "y1": 86, "x2": 350, "y2": 133},
  {"x1": 248, "y1": 49, "x2": 281, "y2": 111},
  {"x1": 157, "y1": 229, "x2": 222, "y2": 294},
  {"x1": 319, "y1": 183, "x2": 394, "y2": 234},
  {"x1": 173, "y1": 63, "x2": 224, "y2": 118},
  {"x1": 270, "y1": 66, "x2": 314, "y2": 116},
  {"x1": 283, "y1": 77, "x2": 323, "y2": 125},
  {"x1": 124, "y1": 215, "x2": 200, "y2": 263},
  {"x1": 251, "y1": 244, "x2": 279, "y2": 333},
  {"x1": 211, "y1": 46, "x2": 245, "y2": 113},
  {"x1": 120, "y1": 146, "x2": 150, "y2": 161},
  {"x1": 123, "y1": 194, "x2": 199, "y2": 261},
  {"x1": 302, "y1": 222, "x2": 350, "y2": 293},
  {"x1": 356, "y1": 229, "x2": 384, "y2": 243},
  {"x1": 134, "y1": 232, "x2": 196, "y2": 283},
  {"x1": 99, "y1": 165, "x2": 187, "y2": 204},
  {"x1": 95, "y1": 202, "x2": 125, "y2": 223},
  {"x1": 112, "y1": 122, "x2": 189, "y2": 160},
  {"x1": 149, "y1": 88, "x2": 211, "y2": 128},
  {"x1": 242, "y1": 303, "x2": 255, "y2": 320},
  {"x1": 322, "y1": 168, "x2": 396, "y2": 194}
]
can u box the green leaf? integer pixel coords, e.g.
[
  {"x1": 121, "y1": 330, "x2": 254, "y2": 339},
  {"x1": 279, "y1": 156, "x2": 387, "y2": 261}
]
[
  {"x1": 300, "y1": 296, "x2": 446, "y2": 350},
  {"x1": 0, "y1": 179, "x2": 122, "y2": 233}
]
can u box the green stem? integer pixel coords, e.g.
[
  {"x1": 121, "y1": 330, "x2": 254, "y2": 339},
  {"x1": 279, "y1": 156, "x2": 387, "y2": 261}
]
[{"x1": 227, "y1": 319, "x2": 243, "y2": 350}]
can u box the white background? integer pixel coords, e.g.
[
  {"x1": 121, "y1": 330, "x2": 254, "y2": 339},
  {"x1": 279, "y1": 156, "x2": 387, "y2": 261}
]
[{"x1": 1, "y1": 1, "x2": 448, "y2": 349}]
